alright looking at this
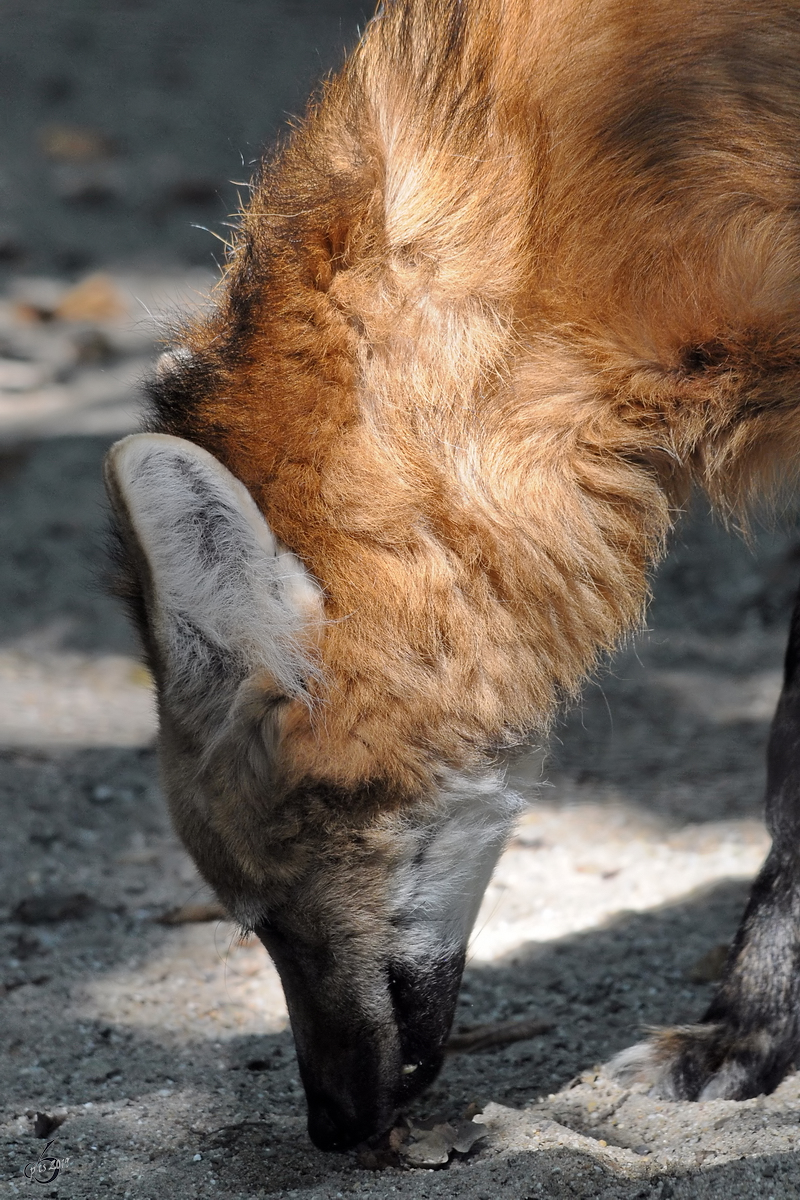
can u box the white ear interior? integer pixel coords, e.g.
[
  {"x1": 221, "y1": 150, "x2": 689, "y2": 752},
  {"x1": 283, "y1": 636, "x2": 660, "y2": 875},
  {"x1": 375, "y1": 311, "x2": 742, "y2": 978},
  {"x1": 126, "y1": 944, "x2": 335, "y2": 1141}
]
[{"x1": 104, "y1": 433, "x2": 323, "y2": 711}]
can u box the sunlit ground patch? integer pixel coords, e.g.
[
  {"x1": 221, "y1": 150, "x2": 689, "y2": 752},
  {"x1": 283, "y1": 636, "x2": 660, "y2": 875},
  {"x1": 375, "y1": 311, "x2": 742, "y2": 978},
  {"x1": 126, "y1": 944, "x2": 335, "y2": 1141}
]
[{"x1": 0, "y1": 649, "x2": 157, "y2": 748}]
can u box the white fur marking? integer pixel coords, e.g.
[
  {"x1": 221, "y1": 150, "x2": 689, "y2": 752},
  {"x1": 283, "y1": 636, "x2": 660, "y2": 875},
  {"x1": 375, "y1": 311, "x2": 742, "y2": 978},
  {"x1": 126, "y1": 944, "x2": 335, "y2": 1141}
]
[
  {"x1": 154, "y1": 347, "x2": 194, "y2": 378},
  {"x1": 388, "y1": 770, "x2": 524, "y2": 961}
]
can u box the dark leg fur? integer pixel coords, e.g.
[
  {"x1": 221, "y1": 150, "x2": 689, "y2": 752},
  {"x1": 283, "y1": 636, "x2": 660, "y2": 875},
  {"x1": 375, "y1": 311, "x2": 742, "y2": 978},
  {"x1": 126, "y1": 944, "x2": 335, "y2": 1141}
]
[{"x1": 611, "y1": 582, "x2": 800, "y2": 1099}]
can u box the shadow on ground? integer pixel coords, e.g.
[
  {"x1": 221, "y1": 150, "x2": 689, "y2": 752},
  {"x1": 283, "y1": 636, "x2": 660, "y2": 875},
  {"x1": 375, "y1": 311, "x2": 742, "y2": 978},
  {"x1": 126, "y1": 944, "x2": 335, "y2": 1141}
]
[{"x1": 0, "y1": 866, "x2": 794, "y2": 1198}]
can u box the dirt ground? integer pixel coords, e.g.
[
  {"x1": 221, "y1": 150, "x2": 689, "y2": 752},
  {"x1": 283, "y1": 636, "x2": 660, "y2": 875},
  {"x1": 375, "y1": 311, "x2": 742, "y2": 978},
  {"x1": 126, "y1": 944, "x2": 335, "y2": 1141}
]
[{"x1": 2, "y1": 4, "x2": 800, "y2": 1199}]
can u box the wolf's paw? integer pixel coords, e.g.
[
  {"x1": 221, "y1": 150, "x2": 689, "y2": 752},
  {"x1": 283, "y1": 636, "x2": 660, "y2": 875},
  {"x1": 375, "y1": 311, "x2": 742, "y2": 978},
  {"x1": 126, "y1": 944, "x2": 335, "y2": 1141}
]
[{"x1": 604, "y1": 1024, "x2": 795, "y2": 1101}]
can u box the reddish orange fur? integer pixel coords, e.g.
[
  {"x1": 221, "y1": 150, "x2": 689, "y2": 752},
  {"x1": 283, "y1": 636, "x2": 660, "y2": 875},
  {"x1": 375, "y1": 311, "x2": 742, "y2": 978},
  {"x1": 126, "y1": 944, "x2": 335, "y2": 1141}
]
[{"x1": 153, "y1": 0, "x2": 800, "y2": 796}]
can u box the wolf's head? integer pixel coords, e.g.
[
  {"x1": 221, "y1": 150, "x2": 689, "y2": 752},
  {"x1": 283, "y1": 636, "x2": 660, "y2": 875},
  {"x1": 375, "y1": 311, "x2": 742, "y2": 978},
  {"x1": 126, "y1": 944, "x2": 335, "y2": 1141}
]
[{"x1": 105, "y1": 433, "x2": 519, "y2": 1150}]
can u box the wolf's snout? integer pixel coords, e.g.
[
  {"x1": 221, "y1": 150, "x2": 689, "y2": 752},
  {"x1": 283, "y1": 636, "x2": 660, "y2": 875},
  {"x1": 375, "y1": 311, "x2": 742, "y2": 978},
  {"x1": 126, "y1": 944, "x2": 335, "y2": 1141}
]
[
  {"x1": 298, "y1": 1012, "x2": 451, "y2": 1151},
  {"x1": 302, "y1": 1041, "x2": 444, "y2": 1151},
  {"x1": 258, "y1": 920, "x2": 465, "y2": 1149},
  {"x1": 306, "y1": 1097, "x2": 363, "y2": 1153}
]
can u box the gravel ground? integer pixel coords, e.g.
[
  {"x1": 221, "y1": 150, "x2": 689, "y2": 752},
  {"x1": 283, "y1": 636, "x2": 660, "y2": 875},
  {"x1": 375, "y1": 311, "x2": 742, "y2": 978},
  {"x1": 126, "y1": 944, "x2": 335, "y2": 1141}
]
[{"x1": 2, "y1": 4, "x2": 800, "y2": 1198}]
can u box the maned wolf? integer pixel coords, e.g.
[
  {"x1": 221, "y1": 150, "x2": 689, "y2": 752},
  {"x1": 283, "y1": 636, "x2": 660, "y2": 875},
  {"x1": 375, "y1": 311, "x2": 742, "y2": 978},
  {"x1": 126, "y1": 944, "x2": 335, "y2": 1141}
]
[{"x1": 105, "y1": 0, "x2": 800, "y2": 1151}]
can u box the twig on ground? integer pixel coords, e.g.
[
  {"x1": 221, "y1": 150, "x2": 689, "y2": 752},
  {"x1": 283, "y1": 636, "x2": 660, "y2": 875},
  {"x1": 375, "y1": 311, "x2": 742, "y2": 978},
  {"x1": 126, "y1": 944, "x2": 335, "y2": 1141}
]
[
  {"x1": 156, "y1": 902, "x2": 230, "y2": 925},
  {"x1": 447, "y1": 1016, "x2": 554, "y2": 1053}
]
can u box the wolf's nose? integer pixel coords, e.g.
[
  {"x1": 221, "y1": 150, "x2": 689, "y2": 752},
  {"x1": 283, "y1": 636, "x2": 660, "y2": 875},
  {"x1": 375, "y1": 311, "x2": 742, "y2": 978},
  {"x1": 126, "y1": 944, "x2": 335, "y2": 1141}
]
[{"x1": 306, "y1": 1097, "x2": 380, "y2": 1152}]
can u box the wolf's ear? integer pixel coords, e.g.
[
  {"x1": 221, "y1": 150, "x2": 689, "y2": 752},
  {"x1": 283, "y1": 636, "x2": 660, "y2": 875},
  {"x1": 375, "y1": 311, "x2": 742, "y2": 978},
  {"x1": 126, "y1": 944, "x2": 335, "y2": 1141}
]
[{"x1": 103, "y1": 433, "x2": 322, "y2": 740}]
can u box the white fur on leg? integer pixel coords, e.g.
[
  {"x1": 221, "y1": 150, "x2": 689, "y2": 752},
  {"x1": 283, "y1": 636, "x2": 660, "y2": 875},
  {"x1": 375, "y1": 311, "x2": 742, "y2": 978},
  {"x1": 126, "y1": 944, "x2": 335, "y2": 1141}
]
[
  {"x1": 604, "y1": 1034, "x2": 744, "y2": 1100},
  {"x1": 603, "y1": 1040, "x2": 669, "y2": 1090}
]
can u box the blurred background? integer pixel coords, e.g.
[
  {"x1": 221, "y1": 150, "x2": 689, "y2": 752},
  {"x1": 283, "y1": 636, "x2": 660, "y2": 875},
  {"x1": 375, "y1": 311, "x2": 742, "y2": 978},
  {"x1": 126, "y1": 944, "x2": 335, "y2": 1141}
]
[
  {"x1": 2, "y1": 3, "x2": 800, "y2": 1196},
  {"x1": 0, "y1": 0, "x2": 368, "y2": 274}
]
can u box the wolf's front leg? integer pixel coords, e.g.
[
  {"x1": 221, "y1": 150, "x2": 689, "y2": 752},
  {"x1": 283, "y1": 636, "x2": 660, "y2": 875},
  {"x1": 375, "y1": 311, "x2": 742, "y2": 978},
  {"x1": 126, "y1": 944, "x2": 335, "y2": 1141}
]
[{"x1": 611, "y1": 582, "x2": 800, "y2": 1100}]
